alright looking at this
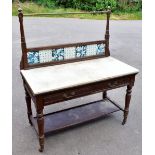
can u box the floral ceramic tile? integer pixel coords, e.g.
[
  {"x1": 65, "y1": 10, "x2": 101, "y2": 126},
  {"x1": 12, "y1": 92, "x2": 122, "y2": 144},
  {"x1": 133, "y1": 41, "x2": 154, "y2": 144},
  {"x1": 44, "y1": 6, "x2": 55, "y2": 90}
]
[
  {"x1": 75, "y1": 46, "x2": 87, "y2": 58},
  {"x1": 52, "y1": 48, "x2": 64, "y2": 61},
  {"x1": 27, "y1": 43, "x2": 105, "y2": 64},
  {"x1": 96, "y1": 44, "x2": 105, "y2": 55},
  {"x1": 27, "y1": 51, "x2": 40, "y2": 64}
]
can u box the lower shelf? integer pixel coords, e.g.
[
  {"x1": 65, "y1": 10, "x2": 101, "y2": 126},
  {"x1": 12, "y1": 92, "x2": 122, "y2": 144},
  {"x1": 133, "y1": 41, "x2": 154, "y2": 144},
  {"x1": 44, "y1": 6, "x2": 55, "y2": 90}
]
[{"x1": 31, "y1": 99, "x2": 121, "y2": 135}]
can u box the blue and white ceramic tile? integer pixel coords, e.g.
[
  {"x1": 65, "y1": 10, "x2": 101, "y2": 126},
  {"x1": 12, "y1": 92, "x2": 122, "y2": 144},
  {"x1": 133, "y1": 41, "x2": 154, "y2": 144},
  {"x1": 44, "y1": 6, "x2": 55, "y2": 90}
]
[
  {"x1": 64, "y1": 47, "x2": 76, "y2": 59},
  {"x1": 52, "y1": 48, "x2": 64, "y2": 61},
  {"x1": 27, "y1": 51, "x2": 40, "y2": 64},
  {"x1": 86, "y1": 44, "x2": 97, "y2": 56},
  {"x1": 96, "y1": 43, "x2": 105, "y2": 55},
  {"x1": 75, "y1": 46, "x2": 87, "y2": 58},
  {"x1": 27, "y1": 43, "x2": 105, "y2": 64},
  {"x1": 39, "y1": 50, "x2": 52, "y2": 63}
]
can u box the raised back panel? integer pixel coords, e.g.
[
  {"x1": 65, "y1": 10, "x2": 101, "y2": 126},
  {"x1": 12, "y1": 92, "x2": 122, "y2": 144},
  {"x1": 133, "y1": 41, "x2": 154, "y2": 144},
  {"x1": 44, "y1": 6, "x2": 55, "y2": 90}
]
[
  {"x1": 27, "y1": 42, "x2": 105, "y2": 65},
  {"x1": 18, "y1": 8, "x2": 111, "y2": 69}
]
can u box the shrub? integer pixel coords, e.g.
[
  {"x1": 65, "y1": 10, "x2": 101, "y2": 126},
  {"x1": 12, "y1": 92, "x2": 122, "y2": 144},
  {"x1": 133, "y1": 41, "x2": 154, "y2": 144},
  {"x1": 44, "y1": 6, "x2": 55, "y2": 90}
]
[
  {"x1": 34, "y1": 0, "x2": 56, "y2": 8},
  {"x1": 56, "y1": 0, "x2": 117, "y2": 11},
  {"x1": 95, "y1": 0, "x2": 117, "y2": 11},
  {"x1": 117, "y1": 0, "x2": 142, "y2": 12},
  {"x1": 17, "y1": 0, "x2": 142, "y2": 12}
]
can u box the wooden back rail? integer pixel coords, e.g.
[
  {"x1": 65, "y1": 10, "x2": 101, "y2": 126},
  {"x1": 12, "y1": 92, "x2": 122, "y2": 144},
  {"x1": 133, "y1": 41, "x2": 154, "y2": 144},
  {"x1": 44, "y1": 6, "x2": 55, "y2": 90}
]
[{"x1": 18, "y1": 8, "x2": 111, "y2": 70}]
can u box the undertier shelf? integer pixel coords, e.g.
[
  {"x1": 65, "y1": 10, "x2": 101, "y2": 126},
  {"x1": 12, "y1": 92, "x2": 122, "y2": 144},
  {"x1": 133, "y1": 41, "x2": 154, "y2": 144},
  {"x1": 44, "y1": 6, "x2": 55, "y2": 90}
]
[{"x1": 31, "y1": 99, "x2": 121, "y2": 135}]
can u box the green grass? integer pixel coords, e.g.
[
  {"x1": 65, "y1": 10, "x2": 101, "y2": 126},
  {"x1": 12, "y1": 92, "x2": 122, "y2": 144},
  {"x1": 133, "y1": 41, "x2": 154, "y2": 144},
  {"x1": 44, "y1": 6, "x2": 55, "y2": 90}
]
[{"x1": 12, "y1": 2, "x2": 142, "y2": 20}]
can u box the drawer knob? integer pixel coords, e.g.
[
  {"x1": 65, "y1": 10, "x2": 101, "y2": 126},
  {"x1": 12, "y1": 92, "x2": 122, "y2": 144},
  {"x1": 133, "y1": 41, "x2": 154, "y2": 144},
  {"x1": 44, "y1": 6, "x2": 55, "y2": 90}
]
[
  {"x1": 108, "y1": 81, "x2": 118, "y2": 87},
  {"x1": 63, "y1": 92, "x2": 75, "y2": 99}
]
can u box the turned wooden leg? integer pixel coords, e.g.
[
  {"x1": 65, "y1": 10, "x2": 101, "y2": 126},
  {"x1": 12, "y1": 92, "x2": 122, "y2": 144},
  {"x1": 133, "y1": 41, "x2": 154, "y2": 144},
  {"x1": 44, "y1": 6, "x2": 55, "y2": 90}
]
[
  {"x1": 37, "y1": 109, "x2": 44, "y2": 152},
  {"x1": 25, "y1": 89, "x2": 32, "y2": 125},
  {"x1": 122, "y1": 85, "x2": 132, "y2": 125},
  {"x1": 103, "y1": 91, "x2": 107, "y2": 99}
]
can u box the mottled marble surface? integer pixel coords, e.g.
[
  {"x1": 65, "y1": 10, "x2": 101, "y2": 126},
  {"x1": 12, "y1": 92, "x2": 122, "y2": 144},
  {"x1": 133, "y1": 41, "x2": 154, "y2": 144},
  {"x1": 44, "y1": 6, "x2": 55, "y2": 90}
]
[{"x1": 21, "y1": 56, "x2": 139, "y2": 94}]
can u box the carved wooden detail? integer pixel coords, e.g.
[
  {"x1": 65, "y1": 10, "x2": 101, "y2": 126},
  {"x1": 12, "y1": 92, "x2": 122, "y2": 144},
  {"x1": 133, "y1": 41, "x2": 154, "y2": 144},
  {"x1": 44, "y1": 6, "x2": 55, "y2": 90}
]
[
  {"x1": 37, "y1": 110, "x2": 44, "y2": 152},
  {"x1": 35, "y1": 96, "x2": 45, "y2": 152},
  {"x1": 24, "y1": 87, "x2": 32, "y2": 125},
  {"x1": 43, "y1": 75, "x2": 133, "y2": 105},
  {"x1": 122, "y1": 85, "x2": 132, "y2": 125}
]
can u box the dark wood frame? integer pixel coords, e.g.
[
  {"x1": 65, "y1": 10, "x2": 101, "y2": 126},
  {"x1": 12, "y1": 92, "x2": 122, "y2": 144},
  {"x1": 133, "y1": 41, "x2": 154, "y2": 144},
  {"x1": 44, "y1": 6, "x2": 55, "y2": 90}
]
[
  {"x1": 18, "y1": 8, "x2": 138, "y2": 152},
  {"x1": 26, "y1": 40, "x2": 107, "y2": 69},
  {"x1": 18, "y1": 8, "x2": 110, "y2": 70}
]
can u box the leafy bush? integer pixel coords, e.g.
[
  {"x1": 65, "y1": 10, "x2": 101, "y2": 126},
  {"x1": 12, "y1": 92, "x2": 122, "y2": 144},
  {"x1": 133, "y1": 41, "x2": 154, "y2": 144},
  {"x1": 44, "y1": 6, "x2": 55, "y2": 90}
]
[
  {"x1": 17, "y1": 0, "x2": 141, "y2": 12},
  {"x1": 34, "y1": 0, "x2": 56, "y2": 8},
  {"x1": 117, "y1": 1, "x2": 142, "y2": 12},
  {"x1": 56, "y1": 0, "x2": 117, "y2": 11},
  {"x1": 95, "y1": 0, "x2": 117, "y2": 11}
]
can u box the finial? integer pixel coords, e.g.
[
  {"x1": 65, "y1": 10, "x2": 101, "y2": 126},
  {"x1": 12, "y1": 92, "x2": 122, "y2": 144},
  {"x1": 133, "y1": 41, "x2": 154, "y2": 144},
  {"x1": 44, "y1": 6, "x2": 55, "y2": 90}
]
[
  {"x1": 18, "y1": 7, "x2": 22, "y2": 13},
  {"x1": 107, "y1": 6, "x2": 111, "y2": 13},
  {"x1": 107, "y1": 6, "x2": 111, "y2": 10}
]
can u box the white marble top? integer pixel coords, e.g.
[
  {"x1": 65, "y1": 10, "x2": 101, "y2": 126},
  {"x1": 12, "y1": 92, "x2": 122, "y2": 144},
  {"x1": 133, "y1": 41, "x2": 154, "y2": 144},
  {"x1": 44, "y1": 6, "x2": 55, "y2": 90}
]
[{"x1": 21, "y1": 57, "x2": 139, "y2": 95}]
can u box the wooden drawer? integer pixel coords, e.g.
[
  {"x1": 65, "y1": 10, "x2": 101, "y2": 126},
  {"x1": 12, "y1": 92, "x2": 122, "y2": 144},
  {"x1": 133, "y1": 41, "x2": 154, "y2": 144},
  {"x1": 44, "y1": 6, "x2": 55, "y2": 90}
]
[
  {"x1": 43, "y1": 75, "x2": 134, "y2": 105},
  {"x1": 44, "y1": 86, "x2": 96, "y2": 105}
]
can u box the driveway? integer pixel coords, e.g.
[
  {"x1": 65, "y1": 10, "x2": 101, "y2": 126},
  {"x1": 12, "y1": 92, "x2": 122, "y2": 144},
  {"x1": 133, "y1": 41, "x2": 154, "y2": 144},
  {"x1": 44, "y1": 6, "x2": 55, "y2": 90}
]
[{"x1": 12, "y1": 17, "x2": 142, "y2": 155}]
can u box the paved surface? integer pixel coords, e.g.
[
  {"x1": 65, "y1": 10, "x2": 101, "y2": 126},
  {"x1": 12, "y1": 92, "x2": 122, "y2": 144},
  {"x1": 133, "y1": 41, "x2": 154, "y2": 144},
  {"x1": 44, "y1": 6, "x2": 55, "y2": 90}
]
[{"x1": 12, "y1": 17, "x2": 142, "y2": 155}]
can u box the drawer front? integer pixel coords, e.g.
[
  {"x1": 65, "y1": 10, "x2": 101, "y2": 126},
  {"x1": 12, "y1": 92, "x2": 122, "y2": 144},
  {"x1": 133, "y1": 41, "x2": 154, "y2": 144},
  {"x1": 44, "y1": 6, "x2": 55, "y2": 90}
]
[
  {"x1": 44, "y1": 86, "x2": 94, "y2": 105},
  {"x1": 44, "y1": 75, "x2": 135, "y2": 105}
]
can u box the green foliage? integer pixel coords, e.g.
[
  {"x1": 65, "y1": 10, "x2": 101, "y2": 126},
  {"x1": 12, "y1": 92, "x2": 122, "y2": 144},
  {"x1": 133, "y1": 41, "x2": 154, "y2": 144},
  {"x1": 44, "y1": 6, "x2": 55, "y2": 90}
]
[
  {"x1": 16, "y1": 0, "x2": 142, "y2": 12},
  {"x1": 19, "y1": 0, "x2": 27, "y2": 2},
  {"x1": 95, "y1": 0, "x2": 117, "y2": 11},
  {"x1": 12, "y1": 2, "x2": 142, "y2": 20},
  {"x1": 34, "y1": 0, "x2": 56, "y2": 8},
  {"x1": 56, "y1": 0, "x2": 117, "y2": 11},
  {"x1": 117, "y1": 1, "x2": 142, "y2": 12},
  {"x1": 55, "y1": 0, "x2": 141, "y2": 12}
]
